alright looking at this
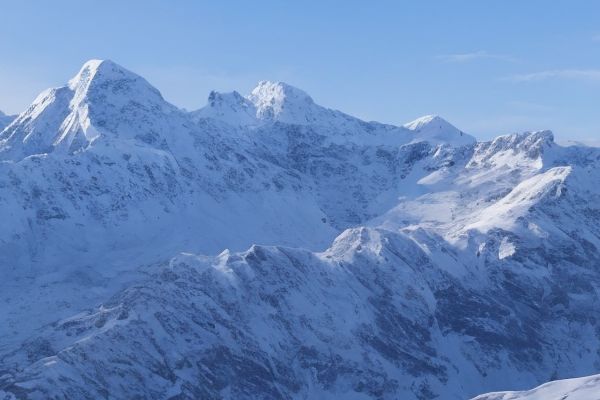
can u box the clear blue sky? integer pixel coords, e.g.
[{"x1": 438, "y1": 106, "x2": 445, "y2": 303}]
[{"x1": 1, "y1": 0, "x2": 600, "y2": 141}]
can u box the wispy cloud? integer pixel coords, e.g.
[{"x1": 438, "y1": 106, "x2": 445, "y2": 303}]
[
  {"x1": 437, "y1": 50, "x2": 516, "y2": 63},
  {"x1": 593, "y1": 34, "x2": 600, "y2": 42},
  {"x1": 506, "y1": 69, "x2": 600, "y2": 83}
]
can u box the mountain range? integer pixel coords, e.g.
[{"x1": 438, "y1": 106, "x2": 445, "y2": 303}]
[{"x1": 1, "y1": 60, "x2": 600, "y2": 399}]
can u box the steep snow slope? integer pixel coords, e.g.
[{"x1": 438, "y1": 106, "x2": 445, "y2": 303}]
[
  {"x1": 2, "y1": 59, "x2": 600, "y2": 400},
  {"x1": 472, "y1": 373, "x2": 600, "y2": 400}
]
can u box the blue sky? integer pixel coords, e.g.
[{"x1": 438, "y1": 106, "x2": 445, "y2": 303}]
[{"x1": 1, "y1": 0, "x2": 600, "y2": 141}]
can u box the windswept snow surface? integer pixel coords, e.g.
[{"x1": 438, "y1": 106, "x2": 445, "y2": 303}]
[
  {"x1": 2, "y1": 60, "x2": 600, "y2": 399},
  {"x1": 472, "y1": 373, "x2": 600, "y2": 400}
]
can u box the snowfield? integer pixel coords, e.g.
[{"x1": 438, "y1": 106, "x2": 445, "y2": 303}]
[
  {"x1": 1, "y1": 60, "x2": 600, "y2": 399},
  {"x1": 473, "y1": 373, "x2": 600, "y2": 400}
]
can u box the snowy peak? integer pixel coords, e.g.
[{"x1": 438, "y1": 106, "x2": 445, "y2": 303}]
[
  {"x1": 67, "y1": 59, "x2": 166, "y2": 108},
  {"x1": 194, "y1": 85, "x2": 477, "y2": 147},
  {"x1": 0, "y1": 59, "x2": 180, "y2": 161},
  {"x1": 487, "y1": 130, "x2": 554, "y2": 154},
  {"x1": 403, "y1": 114, "x2": 447, "y2": 131},
  {"x1": 404, "y1": 114, "x2": 475, "y2": 146},
  {"x1": 68, "y1": 59, "x2": 129, "y2": 90},
  {"x1": 468, "y1": 130, "x2": 555, "y2": 170},
  {"x1": 196, "y1": 80, "x2": 367, "y2": 131},
  {"x1": 191, "y1": 78, "x2": 477, "y2": 147},
  {"x1": 249, "y1": 81, "x2": 314, "y2": 117},
  {"x1": 209, "y1": 90, "x2": 249, "y2": 108},
  {"x1": 247, "y1": 80, "x2": 323, "y2": 124},
  {"x1": 193, "y1": 80, "x2": 320, "y2": 126},
  {"x1": 192, "y1": 90, "x2": 257, "y2": 126}
]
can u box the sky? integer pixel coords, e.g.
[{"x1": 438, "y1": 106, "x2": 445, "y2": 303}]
[{"x1": 1, "y1": 0, "x2": 600, "y2": 142}]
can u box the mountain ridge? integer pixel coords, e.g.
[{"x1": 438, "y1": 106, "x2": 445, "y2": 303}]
[
  {"x1": 1, "y1": 59, "x2": 475, "y2": 159},
  {"x1": 1, "y1": 59, "x2": 600, "y2": 400}
]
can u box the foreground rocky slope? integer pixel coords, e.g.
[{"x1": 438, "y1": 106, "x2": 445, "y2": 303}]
[{"x1": 1, "y1": 60, "x2": 600, "y2": 399}]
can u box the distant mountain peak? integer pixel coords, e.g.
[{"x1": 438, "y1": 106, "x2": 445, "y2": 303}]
[
  {"x1": 249, "y1": 81, "x2": 314, "y2": 106},
  {"x1": 404, "y1": 114, "x2": 476, "y2": 146},
  {"x1": 486, "y1": 130, "x2": 554, "y2": 156},
  {"x1": 0, "y1": 60, "x2": 176, "y2": 161},
  {"x1": 68, "y1": 59, "x2": 120, "y2": 87},
  {"x1": 193, "y1": 90, "x2": 258, "y2": 125},
  {"x1": 208, "y1": 90, "x2": 245, "y2": 105},
  {"x1": 68, "y1": 59, "x2": 164, "y2": 105},
  {"x1": 497, "y1": 130, "x2": 554, "y2": 147},
  {"x1": 403, "y1": 114, "x2": 446, "y2": 131},
  {"x1": 247, "y1": 80, "x2": 317, "y2": 123},
  {"x1": 69, "y1": 59, "x2": 131, "y2": 94}
]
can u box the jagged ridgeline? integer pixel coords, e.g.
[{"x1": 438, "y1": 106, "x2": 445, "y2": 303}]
[{"x1": 1, "y1": 60, "x2": 600, "y2": 400}]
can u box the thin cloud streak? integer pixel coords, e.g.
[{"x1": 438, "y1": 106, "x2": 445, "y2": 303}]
[
  {"x1": 506, "y1": 69, "x2": 600, "y2": 83},
  {"x1": 437, "y1": 50, "x2": 517, "y2": 63}
]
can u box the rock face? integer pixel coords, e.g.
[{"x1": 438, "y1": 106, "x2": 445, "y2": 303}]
[{"x1": 1, "y1": 60, "x2": 600, "y2": 400}]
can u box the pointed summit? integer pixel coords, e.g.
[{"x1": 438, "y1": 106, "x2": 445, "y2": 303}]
[
  {"x1": 68, "y1": 59, "x2": 125, "y2": 88},
  {"x1": 0, "y1": 60, "x2": 177, "y2": 161},
  {"x1": 67, "y1": 59, "x2": 165, "y2": 107},
  {"x1": 404, "y1": 115, "x2": 475, "y2": 146}
]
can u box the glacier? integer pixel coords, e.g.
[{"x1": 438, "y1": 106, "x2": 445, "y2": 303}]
[{"x1": 1, "y1": 59, "x2": 600, "y2": 399}]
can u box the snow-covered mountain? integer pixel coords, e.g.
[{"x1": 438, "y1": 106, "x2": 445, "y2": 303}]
[
  {"x1": 1, "y1": 60, "x2": 600, "y2": 400},
  {"x1": 403, "y1": 114, "x2": 475, "y2": 147}
]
